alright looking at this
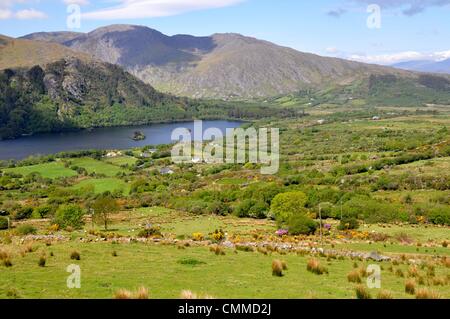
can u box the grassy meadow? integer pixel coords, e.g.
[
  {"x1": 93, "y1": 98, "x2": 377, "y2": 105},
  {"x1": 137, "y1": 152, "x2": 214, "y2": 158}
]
[{"x1": 0, "y1": 105, "x2": 449, "y2": 299}]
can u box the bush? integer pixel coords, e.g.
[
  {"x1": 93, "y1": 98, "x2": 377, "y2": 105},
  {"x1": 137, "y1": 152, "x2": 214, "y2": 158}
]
[
  {"x1": 338, "y1": 217, "x2": 360, "y2": 231},
  {"x1": 70, "y1": 251, "x2": 80, "y2": 260},
  {"x1": 347, "y1": 270, "x2": 362, "y2": 283},
  {"x1": 54, "y1": 205, "x2": 85, "y2": 229},
  {"x1": 14, "y1": 207, "x2": 33, "y2": 220},
  {"x1": 137, "y1": 225, "x2": 162, "y2": 238},
  {"x1": 306, "y1": 259, "x2": 328, "y2": 275},
  {"x1": 16, "y1": 224, "x2": 37, "y2": 235},
  {"x1": 355, "y1": 285, "x2": 371, "y2": 299},
  {"x1": 286, "y1": 214, "x2": 317, "y2": 235},
  {"x1": 405, "y1": 280, "x2": 416, "y2": 294},
  {"x1": 270, "y1": 191, "x2": 307, "y2": 222},
  {"x1": 272, "y1": 260, "x2": 285, "y2": 277},
  {"x1": 0, "y1": 216, "x2": 9, "y2": 230},
  {"x1": 38, "y1": 256, "x2": 46, "y2": 267},
  {"x1": 33, "y1": 205, "x2": 53, "y2": 219},
  {"x1": 427, "y1": 205, "x2": 450, "y2": 225},
  {"x1": 192, "y1": 232, "x2": 204, "y2": 241},
  {"x1": 234, "y1": 199, "x2": 268, "y2": 219}
]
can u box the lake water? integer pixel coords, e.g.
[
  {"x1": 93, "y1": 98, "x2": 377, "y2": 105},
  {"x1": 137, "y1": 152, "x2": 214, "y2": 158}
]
[{"x1": 0, "y1": 120, "x2": 243, "y2": 160}]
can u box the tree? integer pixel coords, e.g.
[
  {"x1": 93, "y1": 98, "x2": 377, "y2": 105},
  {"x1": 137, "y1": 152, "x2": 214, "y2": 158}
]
[
  {"x1": 270, "y1": 191, "x2": 308, "y2": 222},
  {"x1": 91, "y1": 194, "x2": 119, "y2": 230}
]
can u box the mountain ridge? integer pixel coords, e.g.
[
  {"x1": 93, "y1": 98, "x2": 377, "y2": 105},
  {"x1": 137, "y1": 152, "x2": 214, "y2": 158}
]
[{"x1": 21, "y1": 25, "x2": 418, "y2": 99}]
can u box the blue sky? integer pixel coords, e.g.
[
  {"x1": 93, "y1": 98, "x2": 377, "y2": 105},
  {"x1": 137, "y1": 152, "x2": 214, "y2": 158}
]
[{"x1": 1, "y1": 0, "x2": 449, "y2": 65}]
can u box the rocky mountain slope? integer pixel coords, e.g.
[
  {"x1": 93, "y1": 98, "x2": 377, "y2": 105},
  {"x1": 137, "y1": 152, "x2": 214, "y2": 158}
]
[{"x1": 22, "y1": 25, "x2": 414, "y2": 99}]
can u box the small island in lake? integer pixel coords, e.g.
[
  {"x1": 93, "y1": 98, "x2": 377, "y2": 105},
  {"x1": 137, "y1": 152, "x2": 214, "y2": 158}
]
[{"x1": 132, "y1": 131, "x2": 146, "y2": 141}]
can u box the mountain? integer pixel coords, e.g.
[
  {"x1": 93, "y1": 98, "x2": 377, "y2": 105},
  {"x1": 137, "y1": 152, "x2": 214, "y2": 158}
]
[
  {"x1": 0, "y1": 34, "x2": 90, "y2": 70},
  {"x1": 393, "y1": 59, "x2": 450, "y2": 74},
  {"x1": 23, "y1": 25, "x2": 415, "y2": 100},
  {"x1": 21, "y1": 31, "x2": 83, "y2": 44}
]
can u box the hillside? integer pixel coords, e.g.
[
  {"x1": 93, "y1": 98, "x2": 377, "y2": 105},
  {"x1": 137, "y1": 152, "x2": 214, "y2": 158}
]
[
  {"x1": 393, "y1": 59, "x2": 450, "y2": 74},
  {"x1": 0, "y1": 34, "x2": 90, "y2": 70},
  {"x1": 0, "y1": 57, "x2": 190, "y2": 140},
  {"x1": 23, "y1": 25, "x2": 417, "y2": 100}
]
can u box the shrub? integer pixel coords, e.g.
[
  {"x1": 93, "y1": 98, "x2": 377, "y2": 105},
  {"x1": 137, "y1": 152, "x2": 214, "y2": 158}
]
[
  {"x1": 377, "y1": 290, "x2": 393, "y2": 299},
  {"x1": 347, "y1": 270, "x2": 362, "y2": 283},
  {"x1": 272, "y1": 260, "x2": 285, "y2": 277},
  {"x1": 70, "y1": 251, "x2": 80, "y2": 260},
  {"x1": 3, "y1": 258, "x2": 12, "y2": 267},
  {"x1": 234, "y1": 199, "x2": 267, "y2": 219},
  {"x1": 405, "y1": 280, "x2": 416, "y2": 294},
  {"x1": 338, "y1": 217, "x2": 359, "y2": 231},
  {"x1": 395, "y1": 269, "x2": 405, "y2": 277},
  {"x1": 270, "y1": 191, "x2": 308, "y2": 222},
  {"x1": 54, "y1": 205, "x2": 85, "y2": 229},
  {"x1": 180, "y1": 290, "x2": 198, "y2": 299},
  {"x1": 415, "y1": 288, "x2": 441, "y2": 299},
  {"x1": 209, "y1": 245, "x2": 225, "y2": 256},
  {"x1": 38, "y1": 256, "x2": 46, "y2": 267},
  {"x1": 0, "y1": 216, "x2": 9, "y2": 230},
  {"x1": 192, "y1": 232, "x2": 204, "y2": 241},
  {"x1": 355, "y1": 285, "x2": 371, "y2": 299},
  {"x1": 16, "y1": 224, "x2": 37, "y2": 235},
  {"x1": 135, "y1": 287, "x2": 149, "y2": 299},
  {"x1": 306, "y1": 259, "x2": 328, "y2": 275},
  {"x1": 286, "y1": 214, "x2": 317, "y2": 235},
  {"x1": 114, "y1": 289, "x2": 132, "y2": 299},
  {"x1": 13, "y1": 207, "x2": 33, "y2": 220},
  {"x1": 235, "y1": 245, "x2": 254, "y2": 252},
  {"x1": 211, "y1": 229, "x2": 225, "y2": 242},
  {"x1": 137, "y1": 225, "x2": 162, "y2": 238}
]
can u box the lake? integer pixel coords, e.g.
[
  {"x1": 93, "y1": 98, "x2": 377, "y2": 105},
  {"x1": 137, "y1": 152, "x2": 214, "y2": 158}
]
[{"x1": 0, "y1": 120, "x2": 243, "y2": 160}]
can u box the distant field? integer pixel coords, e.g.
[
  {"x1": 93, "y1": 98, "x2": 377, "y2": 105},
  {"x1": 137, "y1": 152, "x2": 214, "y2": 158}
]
[
  {"x1": 72, "y1": 178, "x2": 131, "y2": 195},
  {"x1": 104, "y1": 156, "x2": 137, "y2": 167},
  {"x1": 69, "y1": 158, "x2": 129, "y2": 177},
  {"x1": 3, "y1": 162, "x2": 77, "y2": 179}
]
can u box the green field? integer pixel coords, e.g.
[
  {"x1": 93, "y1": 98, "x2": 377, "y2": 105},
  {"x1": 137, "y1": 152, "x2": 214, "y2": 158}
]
[
  {"x1": 3, "y1": 162, "x2": 77, "y2": 179},
  {"x1": 72, "y1": 178, "x2": 131, "y2": 195},
  {"x1": 69, "y1": 158, "x2": 129, "y2": 177}
]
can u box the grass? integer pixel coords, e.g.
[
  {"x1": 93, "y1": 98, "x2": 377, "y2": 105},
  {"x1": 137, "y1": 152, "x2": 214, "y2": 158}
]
[
  {"x1": 72, "y1": 178, "x2": 131, "y2": 195},
  {"x1": 104, "y1": 156, "x2": 137, "y2": 167},
  {"x1": 69, "y1": 158, "x2": 128, "y2": 177},
  {"x1": 1, "y1": 241, "x2": 445, "y2": 299},
  {"x1": 4, "y1": 162, "x2": 77, "y2": 179}
]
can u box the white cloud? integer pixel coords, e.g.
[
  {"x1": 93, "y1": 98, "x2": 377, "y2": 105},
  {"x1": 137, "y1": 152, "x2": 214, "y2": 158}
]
[
  {"x1": 325, "y1": 47, "x2": 339, "y2": 54},
  {"x1": 63, "y1": 0, "x2": 90, "y2": 5},
  {"x1": 0, "y1": 1, "x2": 48, "y2": 20},
  {"x1": 0, "y1": 9, "x2": 13, "y2": 19},
  {"x1": 15, "y1": 8, "x2": 47, "y2": 19},
  {"x1": 82, "y1": 0, "x2": 245, "y2": 20},
  {"x1": 348, "y1": 50, "x2": 450, "y2": 65}
]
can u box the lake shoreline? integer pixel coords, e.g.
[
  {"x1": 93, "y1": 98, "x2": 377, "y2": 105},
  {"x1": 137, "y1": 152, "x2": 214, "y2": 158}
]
[{"x1": 0, "y1": 120, "x2": 244, "y2": 161}]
